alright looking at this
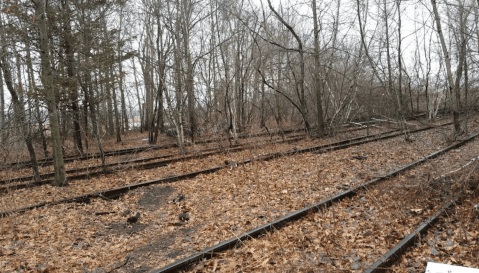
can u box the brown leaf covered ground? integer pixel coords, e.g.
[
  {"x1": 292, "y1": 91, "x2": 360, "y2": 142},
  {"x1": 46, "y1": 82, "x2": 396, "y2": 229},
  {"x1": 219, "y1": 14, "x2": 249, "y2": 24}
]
[
  {"x1": 389, "y1": 171, "x2": 479, "y2": 272},
  {"x1": 184, "y1": 133, "x2": 479, "y2": 272},
  {"x1": 0, "y1": 124, "x2": 305, "y2": 165},
  {"x1": 0, "y1": 131, "x2": 305, "y2": 181},
  {"x1": 0, "y1": 126, "x2": 396, "y2": 211},
  {"x1": 0, "y1": 118, "x2": 478, "y2": 272}
]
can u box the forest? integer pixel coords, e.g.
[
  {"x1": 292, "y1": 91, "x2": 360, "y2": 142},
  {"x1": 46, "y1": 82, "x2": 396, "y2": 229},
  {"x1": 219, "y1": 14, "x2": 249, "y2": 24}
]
[
  {"x1": 0, "y1": 0, "x2": 476, "y2": 184},
  {"x1": 1, "y1": 0, "x2": 479, "y2": 272}
]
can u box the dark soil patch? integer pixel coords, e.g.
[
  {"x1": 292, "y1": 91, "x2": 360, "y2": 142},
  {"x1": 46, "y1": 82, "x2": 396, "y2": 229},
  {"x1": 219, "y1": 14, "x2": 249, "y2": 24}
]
[
  {"x1": 137, "y1": 186, "x2": 176, "y2": 209},
  {"x1": 121, "y1": 226, "x2": 197, "y2": 273},
  {"x1": 107, "y1": 222, "x2": 148, "y2": 235}
]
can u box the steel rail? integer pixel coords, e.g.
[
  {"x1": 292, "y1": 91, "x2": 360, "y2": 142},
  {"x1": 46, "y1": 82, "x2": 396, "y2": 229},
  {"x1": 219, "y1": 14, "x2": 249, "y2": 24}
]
[
  {"x1": 0, "y1": 124, "x2": 393, "y2": 188},
  {"x1": 363, "y1": 199, "x2": 456, "y2": 273},
  {"x1": 149, "y1": 131, "x2": 479, "y2": 273},
  {"x1": 2, "y1": 127, "x2": 304, "y2": 169},
  {"x1": 0, "y1": 133, "x2": 303, "y2": 185},
  {"x1": 0, "y1": 134, "x2": 305, "y2": 191},
  {"x1": 0, "y1": 124, "x2": 445, "y2": 218}
]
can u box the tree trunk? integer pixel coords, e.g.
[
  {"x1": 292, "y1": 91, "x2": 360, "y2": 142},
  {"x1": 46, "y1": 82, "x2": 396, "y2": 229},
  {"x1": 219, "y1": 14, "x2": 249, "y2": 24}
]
[
  {"x1": 174, "y1": 1, "x2": 185, "y2": 150},
  {"x1": 26, "y1": 44, "x2": 49, "y2": 157},
  {"x1": 312, "y1": 0, "x2": 324, "y2": 136},
  {"x1": 105, "y1": 70, "x2": 115, "y2": 136},
  {"x1": 0, "y1": 47, "x2": 42, "y2": 183},
  {"x1": 0, "y1": 64, "x2": 4, "y2": 131},
  {"x1": 117, "y1": 8, "x2": 129, "y2": 133},
  {"x1": 181, "y1": 1, "x2": 196, "y2": 143},
  {"x1": 82, "y1": 80, "x2": 89, "y2": 150},
  {"x1": 131, "y1": 58, "x2": 143, "y2": 132},
  {"x1": 110, "y1": 66, "x2": 122, "y2": 143},
  {"x1": 267, "y1": 0, "x2": 310, "y2": 134},
  {"x1": 430, "y1": 0, "x2": 463, "y2": 136},
  {"x1": 260, "y1": 68, "x2": 266, "y2": 128},
  {"x1": 119, "y1": 62, "x2": 128, "y2": 133},
  {"x1": 62, "y1": 7, "x2": 83, "y2": 154},
  {"x1": 33, "y1": 0, "x2": 67, "y2": 186},
  {"x1": 464, "y1": 53, "x2": 469, "y2": 133}
]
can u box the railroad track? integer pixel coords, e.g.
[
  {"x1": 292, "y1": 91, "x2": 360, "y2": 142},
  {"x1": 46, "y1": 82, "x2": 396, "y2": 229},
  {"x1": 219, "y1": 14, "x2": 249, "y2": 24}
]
[
  {"x1": 364, "y1": 199, "x2": 457, "y2": 273},
  {"x1": 0, "y1": 133, "x2": 306, "y2": 191},
  {"x1": 372, "y1": 191, "x2": 479, "y2": 272},
  {"x1": 2, "y1": 141, "x2": 176, "y2": 170},
  {"x1": 2, "y1": 127, "x2": 305, "y2": 170},
  {"x1": 0, "y1": 123, "x2": 445, "y2": 218},
  {"x1": 364, "y1": 162, "x2": 479, "y2": 272},
  {"x1": 0, "y1": 112, "x2": 428, "y2": 170},
  {"x1": 0, "y1": 120, "x2": 432, "y2": 187},
  {"x1": 147, "y1": 131, "x2": 479, "y2": 273},
  {"x1": 0, "y1": 122, "x2": 388, "y2": 189}
]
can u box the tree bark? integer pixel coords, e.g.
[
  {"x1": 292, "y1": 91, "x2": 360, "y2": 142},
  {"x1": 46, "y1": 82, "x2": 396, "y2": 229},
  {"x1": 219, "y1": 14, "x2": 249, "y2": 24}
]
[
  {"x1": 131, "y1": 57, "x2": 143, "y2": 132},
  {"x1": 312, "y1": 0, "x2": 324, "y2": 136},
  {"x1": 105, "y1": 69, "x2": 115, "y2": 136},
  {"x1": 430, "y1": 0, "x2": 462, "y2": 136},
  {"x1": 267, "y1": 0, "x2": 310, "y2": 134},
  {"x1": 33, "y1": 0, "x2": 67, "y2": 186},
  {"x1": 110, "y1": 65, "x2": 122, "y2": 143},
  {"x1": 62, "y1": 1, "x2": 83, "y2": 154},
  {"x1": 117, "y1": 7, "x2": 129, "y2": 133},
  {"x1": 0, "y1": 64, "x2": 4, "y2": 131},
  {"x1": 0, "y1": 48, "x2": 42, "y2": 183},
  {"x1": 26, "y1": 43, "x2": 49, "y2": 157},
  {"x1": 181, "y1": 0, "x2": 196, "y2": 142}
]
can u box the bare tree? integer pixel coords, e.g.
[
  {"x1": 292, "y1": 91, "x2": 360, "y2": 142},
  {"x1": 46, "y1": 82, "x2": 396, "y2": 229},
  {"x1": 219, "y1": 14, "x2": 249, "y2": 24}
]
[
  {"x1": 61, "y1": 0, "x2": 83, "y2": 154},
  {"x1": 0, "y1": 58, "x2": 5, "y2": 134},
  {"x1": 0, "y1": 16, "x2": 41, "y2": 182},
  {"x1": 430, "y1": 0, "x2": 468, "y2": 137},
  {"x1": 32, "y1": 0, "x2": 67, "y2": 186},
  {"x1": 312, "y1": 0, "x2": 324, "y2": 136},
  {"x1": 266, "y1": 0, "x2": 310, "y2": 134}
]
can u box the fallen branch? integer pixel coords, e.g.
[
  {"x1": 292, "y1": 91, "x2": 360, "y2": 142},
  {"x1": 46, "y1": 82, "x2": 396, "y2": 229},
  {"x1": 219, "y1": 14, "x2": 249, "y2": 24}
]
[
  {"x1": 94, "y1": 211, "x2": 116, "y2": 216},
  {"x1": 106, "y1": 256, "x2": 130, "y2": 273},
  {"x1": 371, "y1": 117, "x2": 416, "y2": 126},
  {"x1": 435, "y1": 155, "x2": 479, "y2": 180}
]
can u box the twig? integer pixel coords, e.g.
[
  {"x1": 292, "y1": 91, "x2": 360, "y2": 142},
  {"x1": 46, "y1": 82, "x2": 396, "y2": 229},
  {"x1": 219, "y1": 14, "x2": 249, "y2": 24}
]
[
  {"x1": 371, "y1": 117, "x2": 415, "y2": 126},
  {"x1": 94, "y1": 211, "x2": 116, "y2": 216},
  {"x1": 434, "y1": 155, "x2": 479, "y2": 180},
  {"x1": 97, "y1": 193, "x2": 113, "y2": 201},
  {"x1": 106, "y1": 256, "x2": 130, "y2": 273}
]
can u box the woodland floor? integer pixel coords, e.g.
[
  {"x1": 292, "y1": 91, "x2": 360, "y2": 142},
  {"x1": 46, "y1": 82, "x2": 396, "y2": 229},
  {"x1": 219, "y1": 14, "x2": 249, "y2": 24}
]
[{"x1": 0, "y1": 117, "x2": 479, "y2": 272}]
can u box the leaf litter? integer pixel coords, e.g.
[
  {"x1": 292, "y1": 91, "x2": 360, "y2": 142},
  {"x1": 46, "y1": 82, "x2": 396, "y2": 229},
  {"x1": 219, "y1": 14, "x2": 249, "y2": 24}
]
[
  {"x1": 0, "y1": 126, "x2": 396, "y2": 211},
  {"x1": 1, "y1": 119, "x2": 476, "y2": 272},
  {"x1": 183, "y1": 132, "x2": 479, "y2": 272}
]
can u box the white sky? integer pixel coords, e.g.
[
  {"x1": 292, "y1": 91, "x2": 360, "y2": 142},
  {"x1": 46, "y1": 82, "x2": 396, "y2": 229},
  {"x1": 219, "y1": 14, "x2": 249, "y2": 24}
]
[{"x1": 0, "y1": 0, "x2": 474, "y2": 115}]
